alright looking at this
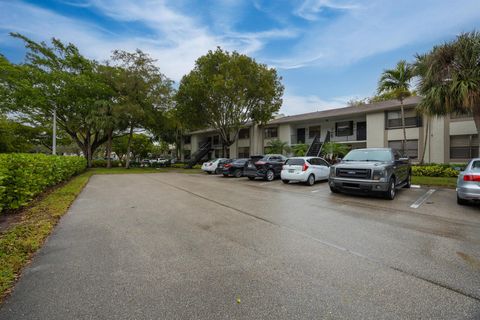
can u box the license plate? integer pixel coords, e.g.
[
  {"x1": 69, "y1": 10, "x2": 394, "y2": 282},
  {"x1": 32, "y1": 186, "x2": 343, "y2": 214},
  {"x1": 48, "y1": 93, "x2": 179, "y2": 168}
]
[
  {"x1": 249, "y1": 164, "x2": 255, "y2": 168},
  {"x1": 288, "y1": 169, "x2": 294, "y2": 173}
]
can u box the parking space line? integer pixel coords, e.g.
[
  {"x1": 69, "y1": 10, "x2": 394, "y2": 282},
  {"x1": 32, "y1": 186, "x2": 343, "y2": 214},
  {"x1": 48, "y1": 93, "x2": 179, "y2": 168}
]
[
  {"x1": 311, "y1": 189, "x2": 322, "y2": 193},
  {"x1": 259, "y1": 182, "x2": 269, "y2": 186},
  {"x1": 411, "y1": 184, "x2": 421, "y2": 189},
  {"x1": 410, "y1": 189, "x2": 436, "y2": 209}
]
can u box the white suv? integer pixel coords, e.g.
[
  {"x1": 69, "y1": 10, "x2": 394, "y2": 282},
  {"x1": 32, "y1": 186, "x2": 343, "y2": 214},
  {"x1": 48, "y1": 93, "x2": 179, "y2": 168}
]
[{"x1": 281, "y1": 157, "x2": 330, "y2": 186}]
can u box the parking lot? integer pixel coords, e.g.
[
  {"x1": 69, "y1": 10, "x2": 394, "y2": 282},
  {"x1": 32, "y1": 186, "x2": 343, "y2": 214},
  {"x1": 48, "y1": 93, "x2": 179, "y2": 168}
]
[{"x1": 1, "y1": 172, "x2": 479, "y2": 319}]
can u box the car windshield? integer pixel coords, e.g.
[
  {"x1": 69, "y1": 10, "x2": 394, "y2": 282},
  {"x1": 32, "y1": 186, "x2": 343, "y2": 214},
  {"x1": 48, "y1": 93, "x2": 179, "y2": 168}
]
[
  {"x1": 285, "y1": 159, "x2": 305, "y2": 165},
  {"x1": 343, "y1": 150, "x2": 392, "y2": 162}
]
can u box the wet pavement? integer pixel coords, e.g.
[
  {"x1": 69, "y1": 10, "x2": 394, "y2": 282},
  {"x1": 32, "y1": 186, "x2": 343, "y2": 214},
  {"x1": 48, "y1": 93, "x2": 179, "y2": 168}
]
[{"x1": 1, "y1": 173, "x2": 479, "y2": 319}]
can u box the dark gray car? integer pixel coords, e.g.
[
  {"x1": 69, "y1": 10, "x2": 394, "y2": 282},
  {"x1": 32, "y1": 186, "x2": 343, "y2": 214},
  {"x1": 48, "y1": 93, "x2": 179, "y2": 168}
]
[{"x1": 328, "y1": 148, "x2": 411, "y2": 200}]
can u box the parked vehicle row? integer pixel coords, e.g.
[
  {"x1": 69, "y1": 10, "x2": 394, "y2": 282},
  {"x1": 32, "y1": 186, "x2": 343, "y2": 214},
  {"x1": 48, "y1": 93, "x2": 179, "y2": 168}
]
[{"x1": 201, "y1": 148, "x2": 476, "y2": 204}]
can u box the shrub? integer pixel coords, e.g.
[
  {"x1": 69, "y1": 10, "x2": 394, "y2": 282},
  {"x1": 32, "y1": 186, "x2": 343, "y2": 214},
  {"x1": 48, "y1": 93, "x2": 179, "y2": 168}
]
[
  {"x1": 92, "y1": 159, "x2": 123, "y2": 167},
  {"x1": 412, "y1": 164, "x2": 459, "y2": 177},
  {"x1": 0, "y1": 154, "x2": 87, "y2": 213}
]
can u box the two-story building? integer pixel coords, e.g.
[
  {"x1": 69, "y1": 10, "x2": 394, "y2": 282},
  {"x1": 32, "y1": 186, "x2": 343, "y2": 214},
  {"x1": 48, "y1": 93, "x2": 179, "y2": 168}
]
[{"x1": 182, "y1": 97, "x2": 478, "y2": 164}]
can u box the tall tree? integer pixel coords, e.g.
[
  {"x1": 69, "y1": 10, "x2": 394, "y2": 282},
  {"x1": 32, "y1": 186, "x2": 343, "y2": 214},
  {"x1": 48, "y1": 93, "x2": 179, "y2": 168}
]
[
  {"x1": 377, "y1": 60, "x2": 414, "y2": 154},
  {"x1": 111, "y1": 50, "x2": 173, "y2": 168},
  {"x1": 416, "y1": 31, "x2": 480, "y2": 152},
  {"x1": 176, "y1": 47, "x2": 284, "y2": 155},
  {"x1": 1, "y1": 33, "x2": 113, "y2": 167}
]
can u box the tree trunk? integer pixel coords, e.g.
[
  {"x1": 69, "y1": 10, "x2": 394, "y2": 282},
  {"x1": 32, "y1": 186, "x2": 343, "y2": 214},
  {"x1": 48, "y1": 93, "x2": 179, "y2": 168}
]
[
  {"x1": 125, "y1": 125, "x2": 134, "y2": 169},
  {"x1": 473, "y1": 108, "x2": 480, "y2": 156},
  {"x1": 400, "y1": 100, "x2": 407, "y2": 156},
  {"x1": 106, "y1": 129, "x2": 113, "y2": 168},
  {"x1": 420, "y1": 115, "x2": 429, "y2": 164}
]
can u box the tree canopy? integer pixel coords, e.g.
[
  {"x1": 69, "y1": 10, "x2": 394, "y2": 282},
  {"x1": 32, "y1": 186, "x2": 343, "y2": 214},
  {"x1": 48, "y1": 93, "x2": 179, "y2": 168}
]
[{"x1": 175, "y1": 47, "x2": 284, "y2": 150}]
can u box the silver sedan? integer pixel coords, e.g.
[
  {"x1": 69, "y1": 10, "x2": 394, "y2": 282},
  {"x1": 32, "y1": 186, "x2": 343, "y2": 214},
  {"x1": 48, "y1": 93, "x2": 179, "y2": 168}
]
[{"x1": 457, "y1": 158, "x2": 480, "y2": 205}]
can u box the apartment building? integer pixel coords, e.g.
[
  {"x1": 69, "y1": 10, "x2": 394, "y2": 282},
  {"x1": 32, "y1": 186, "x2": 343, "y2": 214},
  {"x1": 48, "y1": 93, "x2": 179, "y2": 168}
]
[{"x1": 182, "y1": 96, "x2": 478, "y2": 164}]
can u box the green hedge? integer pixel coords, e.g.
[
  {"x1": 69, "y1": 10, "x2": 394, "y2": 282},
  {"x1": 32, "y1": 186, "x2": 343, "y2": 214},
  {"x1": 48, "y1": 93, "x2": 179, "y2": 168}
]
[
  {"x1": 0, "y1": 154, "x2": 86, "y2": 213},
  {"x1": 412, "y1": 164, "x2": 459, "y2": 177}
]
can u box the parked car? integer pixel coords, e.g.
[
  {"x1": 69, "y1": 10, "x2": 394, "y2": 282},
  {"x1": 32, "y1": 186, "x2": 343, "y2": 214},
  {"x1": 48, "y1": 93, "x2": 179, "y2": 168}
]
[
  {"x1": 281, "y1": 157, "x2": 330, "y2": 186},
  {"x1": 328, "y1": 148, "x2": 411, "y2": 200},
  {"x1": 222, "y1": 158, "x2": 249, "y2": 178},
  {"x1": 157, "y1": 158, "x2": 171, "y2": 167},
  {"x1": 201, "y1": 158, "x2": 230, "y2": 174},
  {"x1": 244, "y1": 154, "x2": 287, "y2": 181},
  {"x1": 457, "y1": 158, "x2": 480, "y2": 205}
]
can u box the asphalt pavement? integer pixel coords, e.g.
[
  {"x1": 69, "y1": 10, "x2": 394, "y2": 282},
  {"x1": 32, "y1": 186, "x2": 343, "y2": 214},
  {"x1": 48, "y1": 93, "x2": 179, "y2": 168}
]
[{"x1": 0, "y1": 173, "x2": 479, "y2": 319}]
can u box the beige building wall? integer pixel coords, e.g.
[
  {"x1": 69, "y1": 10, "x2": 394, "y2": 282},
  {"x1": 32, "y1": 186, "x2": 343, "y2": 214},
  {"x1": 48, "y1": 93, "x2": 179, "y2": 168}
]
[
  {"x1": 366, "y1": 113, "x2": 385, "y2": 148},
  {"x1": 425, "y1": 116, "x2": 446, "y2": 163}
]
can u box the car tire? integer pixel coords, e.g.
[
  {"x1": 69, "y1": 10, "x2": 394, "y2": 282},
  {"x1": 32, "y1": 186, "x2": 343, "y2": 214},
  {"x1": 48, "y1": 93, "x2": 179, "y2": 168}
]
[
  {"x1": 385, "y1": 177, "x2": 396, "y2": 200},
  {"x1": 403, "y1": 172, "x2": 411, "y2": 188},
  {"x1": 306, "y1": 174, "x2": 315, "y2": 186},
  {"x1": 457, "y1": 194, "x2": 468, "y2": 205},
  {"x1": 265, "y1": 169, "x2": 275, "y2": 181},
  {"x1": 215, "y1": 168, "x2": 221, "y2": 174},
  {"x1": 282, "y1": 179, "x2": 289, "y2": 184},
  {"x1": 330, "y1": 186, "x2": 339, "y2": 193},
  {"x1": 234, "y1": 169, "x2": 242, "y2": 178},
  {"x1": 248, "y1": 177, "x2": 255, "y2": 181}
]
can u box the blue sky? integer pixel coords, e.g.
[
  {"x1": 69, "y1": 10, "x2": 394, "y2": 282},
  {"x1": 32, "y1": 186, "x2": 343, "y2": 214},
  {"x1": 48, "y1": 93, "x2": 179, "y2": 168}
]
[{"x1": 1, "y1": 0, "x2": 479, "y2": 115}]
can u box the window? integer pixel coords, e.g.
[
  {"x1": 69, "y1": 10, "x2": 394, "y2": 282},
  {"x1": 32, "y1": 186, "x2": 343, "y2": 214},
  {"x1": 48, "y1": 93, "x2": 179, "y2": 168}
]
[
  {"x1": 335, "y1": 121, "x2": 353, "y2": 136},
  {"x1": 450, "y1": 135, "x2": 479, "y2": 159},
  {"x1": 183, "y1": 135, "x2": 191, "y2": 144},
  {"x1": 309, "y1": 126, "x2": 321, "y2": 139},
  {"x1": 239, "y1": 128, "x2": 250, "y2": 139},
  {"x1": 388, "y1": 140, "x2": 418, "y2": 159},
  {"x1": 385, "y1": 110, "x2": 422, "y2": 129},
  {"x1": 264, "y1": 127, "x2": 278, "y2": 138},
  {"x1": 213, "y1": 135, "x2": 220, "y2": 145},
  {"x1": 238, "y1": 147, "x2": 250, "y2": 158}
]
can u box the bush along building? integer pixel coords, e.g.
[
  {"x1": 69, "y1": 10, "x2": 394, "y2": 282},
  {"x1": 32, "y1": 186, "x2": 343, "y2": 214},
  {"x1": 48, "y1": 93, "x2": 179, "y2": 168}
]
[{"x1": 181, "y1": 97, "x2": 477, "y2": 165}]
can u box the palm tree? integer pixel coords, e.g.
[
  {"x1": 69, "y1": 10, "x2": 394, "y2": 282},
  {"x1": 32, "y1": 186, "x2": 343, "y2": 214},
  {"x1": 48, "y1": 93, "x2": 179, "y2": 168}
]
[
  {"x1": 265, "y1": 139, "x2": 290, "y2": 155},
  {"x1": 321, "y1": 142, "x2": 349, "y2": 163},
  {"x1": 377, "y1": 60, "x2": 414, "y2": 154},
  {"x1": 416, "y1": 31, "x2": 480, "y2": 153}
]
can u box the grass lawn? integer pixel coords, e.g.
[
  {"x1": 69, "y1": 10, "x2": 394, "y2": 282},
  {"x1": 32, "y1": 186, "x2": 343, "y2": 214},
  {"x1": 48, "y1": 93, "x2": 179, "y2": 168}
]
[
  {"x1": 412, "y1": 176, "x2": 457, "y2": 188},
  {"x1": 0, "y1": 166, "x2": 203, "y2": 301}
]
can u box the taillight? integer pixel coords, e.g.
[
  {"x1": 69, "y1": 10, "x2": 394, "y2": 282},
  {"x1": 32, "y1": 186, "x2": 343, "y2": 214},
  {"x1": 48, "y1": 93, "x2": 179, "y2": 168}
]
[
  {"x1": 302, "y1": 163, "x2": 309, "y2": 171},
  {"x1": 255, "y1": 161, "x2": 265, "y2": 165},
  {"x1": 224, "y1": 163, "x2": 232, "y2": 168},
  {"x1": 464, "y1": 174, "x2": 480, "y2": 182}
]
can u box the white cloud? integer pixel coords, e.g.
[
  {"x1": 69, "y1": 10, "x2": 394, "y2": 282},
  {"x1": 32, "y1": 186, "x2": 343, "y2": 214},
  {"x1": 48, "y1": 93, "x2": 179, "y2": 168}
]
[
  {"x1": 281, "y1": 93, "x2": 356, "y2": 115},
  {"x1": 0, "y1": 1, "x2": 295, "y2": 81},
  {"x1": 294, "y1": 0, "x2": 359, "y2": 21},
  {"x1": 275, "y1": 0, "x2": 480, "y2": 69}
]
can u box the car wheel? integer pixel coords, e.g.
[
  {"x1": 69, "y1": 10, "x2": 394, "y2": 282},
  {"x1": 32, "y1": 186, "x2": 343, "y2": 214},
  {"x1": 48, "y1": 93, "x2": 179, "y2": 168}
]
[
  {"x1": 282, "y1": 179, "x2": 289, "y2": 184},
  {"x1": 306, "y1": 174, "x2": 315, "y2": 186},
  {"x1": 234, "y1": 169, "x2": 242, "y2": 178},
  {"x1": 248, "y1": 176, "x2": 255, "y2": 181},
  {"x1": 330, "y1": 186, "x2": 339, "y2": 193},
  {"x1": 457, "y1": 194, "x2": 468, "y2": 205},
  {"x1": 265, "y1": 169, "x2": 275, "y2": 181},
  {"x1": 385, "y1": 178, "x2": 396, "y2": 200},
  {"x1": 215, "y1": 168, "x2": 221, "y2": 174},
  {"x1": 403, "y1": 172, "x2": 411, "y2": 188}
]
